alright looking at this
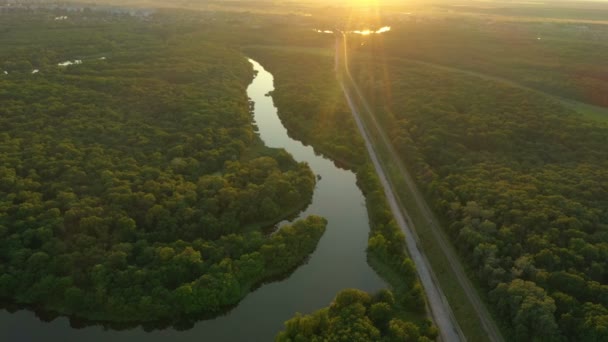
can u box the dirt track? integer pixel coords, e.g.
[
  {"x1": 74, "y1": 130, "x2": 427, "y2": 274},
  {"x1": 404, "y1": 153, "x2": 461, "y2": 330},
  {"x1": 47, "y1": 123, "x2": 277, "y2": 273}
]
[{"x1": 337, "y1": 32, "x2": 504, "y2": 342}]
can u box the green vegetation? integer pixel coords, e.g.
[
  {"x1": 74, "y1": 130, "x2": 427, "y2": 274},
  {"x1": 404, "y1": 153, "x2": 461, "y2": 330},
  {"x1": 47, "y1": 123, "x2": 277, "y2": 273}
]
[
  {"x1": 276, "y1": 288, "x2": 437, "y2": 342},
  {"x1": 350, "y1": 95, "x2": 491, "y2": 341},
  {"x1": 352, "y1": 50, "x2": 608, "y2": 340},
  {"x1": 244, "y1": 14, "x2": 608, "y2": 340},
  {"x1": 245, "y1": 49, "x2": 366, "y2": 166},
  {"x1": 0, "y1": 10, "x2": 323, "y2": 323},
  {"x1": 246, "y1": 48, "x2": 433, "y2": 336},
  {"x1": 7, "y1": 2, "x2": 607, "y2": 339},
  {"x1": 437, "y1": 3, "x2": 608, "y2": 22},
  {"x1": 356, "y1": 18, "x2": 608, "y2": 109}
]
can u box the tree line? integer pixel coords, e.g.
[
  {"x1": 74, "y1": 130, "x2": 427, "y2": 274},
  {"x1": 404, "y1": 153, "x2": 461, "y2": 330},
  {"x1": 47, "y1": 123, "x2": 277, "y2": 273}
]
[
  {"x1": 353, "y1": 52, "x2": 608, "y2": 341},
  {"x1": 246, "y1": 48, "x2": 434, "y2": 337},
  {"x1": 276, "y1": 288, "x2": 437, "y2": 342},
  {"x1": 356, "y1": 19, "x2": 608, "y2": 108},
  {"x1": 0, "y1": 10, "x2": 322, "y2": 324}
]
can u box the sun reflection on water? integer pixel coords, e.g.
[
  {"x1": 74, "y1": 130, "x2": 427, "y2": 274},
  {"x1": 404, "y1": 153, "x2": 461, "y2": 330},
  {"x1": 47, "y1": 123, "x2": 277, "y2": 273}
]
[{"x1": 315, "y1": 26, "x2": 391, "y2": 35}]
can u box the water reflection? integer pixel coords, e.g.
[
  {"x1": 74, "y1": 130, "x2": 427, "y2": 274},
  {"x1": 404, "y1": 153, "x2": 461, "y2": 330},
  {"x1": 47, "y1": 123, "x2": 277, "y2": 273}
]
[
  {"x1": 352, "y1": 26, "x2": 391, "y2": 35},
  {"x1": 0, "y1": 57, "x2": 385, "y2": 342},
  {"x1": 58, "y1": 60, "x2": 83, "y2": 67},
  {"x1": 314, "y1": 26, "x2": 391, "y2": 35}
]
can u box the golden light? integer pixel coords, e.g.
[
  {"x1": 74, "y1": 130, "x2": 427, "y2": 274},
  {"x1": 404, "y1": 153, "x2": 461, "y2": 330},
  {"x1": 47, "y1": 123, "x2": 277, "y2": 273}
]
[
  {"x1": 349, "y1": 0, "x2": 381, "y2": 8},
  {"x1": 352, "y1": 27, "x2": 391, "y2": 35}
]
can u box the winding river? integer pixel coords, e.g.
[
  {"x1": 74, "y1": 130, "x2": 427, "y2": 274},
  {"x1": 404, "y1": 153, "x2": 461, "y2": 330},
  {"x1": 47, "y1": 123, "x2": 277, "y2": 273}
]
[{"x1": 0, "y1": 59, "x2": 385, "y2": 341}]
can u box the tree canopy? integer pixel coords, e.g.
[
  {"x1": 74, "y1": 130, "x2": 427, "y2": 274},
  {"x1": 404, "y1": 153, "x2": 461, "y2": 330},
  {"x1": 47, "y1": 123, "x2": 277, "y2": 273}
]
[
  {"x1": 276, "y1": 289, "x2": 436, "y2": 342},
  {"x1": 0, "y1": 9, "x2": 323, "y2": 324},
  {"x1": 353, "y1": 45, "x2": 608, "y2": 341}
]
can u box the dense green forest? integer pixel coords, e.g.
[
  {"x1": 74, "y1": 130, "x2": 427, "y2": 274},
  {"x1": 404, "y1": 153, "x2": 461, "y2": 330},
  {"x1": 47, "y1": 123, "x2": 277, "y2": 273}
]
[
  {"x1": 352, "y1": 51, "x2": 608, "y2": 340},
  {"x1": 9, "y1": 4, "x2": 607, "y2": 339},
  {"x1": 355, "y1": 19, "x2": 608, "y2": 108},
  {"x1": 246, "y1": 48, "x2": 433, "y2": 337},
  {"x1": 0, "y1": 10, "x2": 324, "y2": 323},
  {"x1": 276, "y1": 288, "x2": 437, "y2": 342}
]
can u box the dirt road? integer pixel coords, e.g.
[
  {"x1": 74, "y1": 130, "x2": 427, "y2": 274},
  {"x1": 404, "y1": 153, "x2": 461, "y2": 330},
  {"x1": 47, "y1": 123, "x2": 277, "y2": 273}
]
[
  {"x1": 337, "y1": 32, "x2": 504, "y2": 342},
  {"x1": 336, "y1": 33, "x2": 463, "y2": 342}
]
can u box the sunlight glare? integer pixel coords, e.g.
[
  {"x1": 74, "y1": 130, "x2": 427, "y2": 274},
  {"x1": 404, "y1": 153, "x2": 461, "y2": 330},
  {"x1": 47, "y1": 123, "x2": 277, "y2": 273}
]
[{"x1": 352, "y1": 26, "x2": 391, "y2": 35}]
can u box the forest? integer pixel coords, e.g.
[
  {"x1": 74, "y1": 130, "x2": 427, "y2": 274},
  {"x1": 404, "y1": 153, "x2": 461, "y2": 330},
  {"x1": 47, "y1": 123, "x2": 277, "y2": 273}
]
[
  {"x1": 365, "y1": 18, "x2": 608, "y2": 108},
  {"x1": 352, "y1": 40, "x2": 608, "y2": 340},
  {"x1": 276, "y1": 288, "x2": 437, "y2": 342},
  {"x1": 246, "y1": 48, "x2": 433, "y2": 338},
  {"x1": 6, "y1": 3, "x2": 607, "y2": 340},
  {"x1": 0, "y1": 10, "x2": 324, "y2": 323}
]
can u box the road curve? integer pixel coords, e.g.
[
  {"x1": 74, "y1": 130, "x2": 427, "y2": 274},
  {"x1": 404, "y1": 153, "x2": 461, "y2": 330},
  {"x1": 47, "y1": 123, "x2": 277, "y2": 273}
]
[{"x1": 335, "y1": 33, "x2": 463, "y2": 342}]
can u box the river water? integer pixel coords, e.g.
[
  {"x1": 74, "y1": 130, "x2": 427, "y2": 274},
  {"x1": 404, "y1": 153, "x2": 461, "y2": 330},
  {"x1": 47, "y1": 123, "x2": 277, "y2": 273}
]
[{"x1": 0, "y1": 58, "x2": 385, "y2": 341}]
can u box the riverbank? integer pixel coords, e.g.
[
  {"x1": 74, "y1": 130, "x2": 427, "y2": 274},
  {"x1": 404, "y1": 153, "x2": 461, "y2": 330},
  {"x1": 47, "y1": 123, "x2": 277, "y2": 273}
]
[
  {"x1": 0, "y1": 56, "x2": 386, "y2": 342},
  {"x1": 245, "y1": 49, "x2": 434, "y2": 337}
]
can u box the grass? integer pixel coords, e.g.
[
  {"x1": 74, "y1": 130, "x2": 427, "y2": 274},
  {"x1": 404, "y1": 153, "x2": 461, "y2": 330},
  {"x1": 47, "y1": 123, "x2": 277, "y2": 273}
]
[
  {"x1": 387, "y1": 56, "x2": 608, "y2": 124},
  {"x1": 561, "y1": 99, "x2": 608, "y2": 123}
]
